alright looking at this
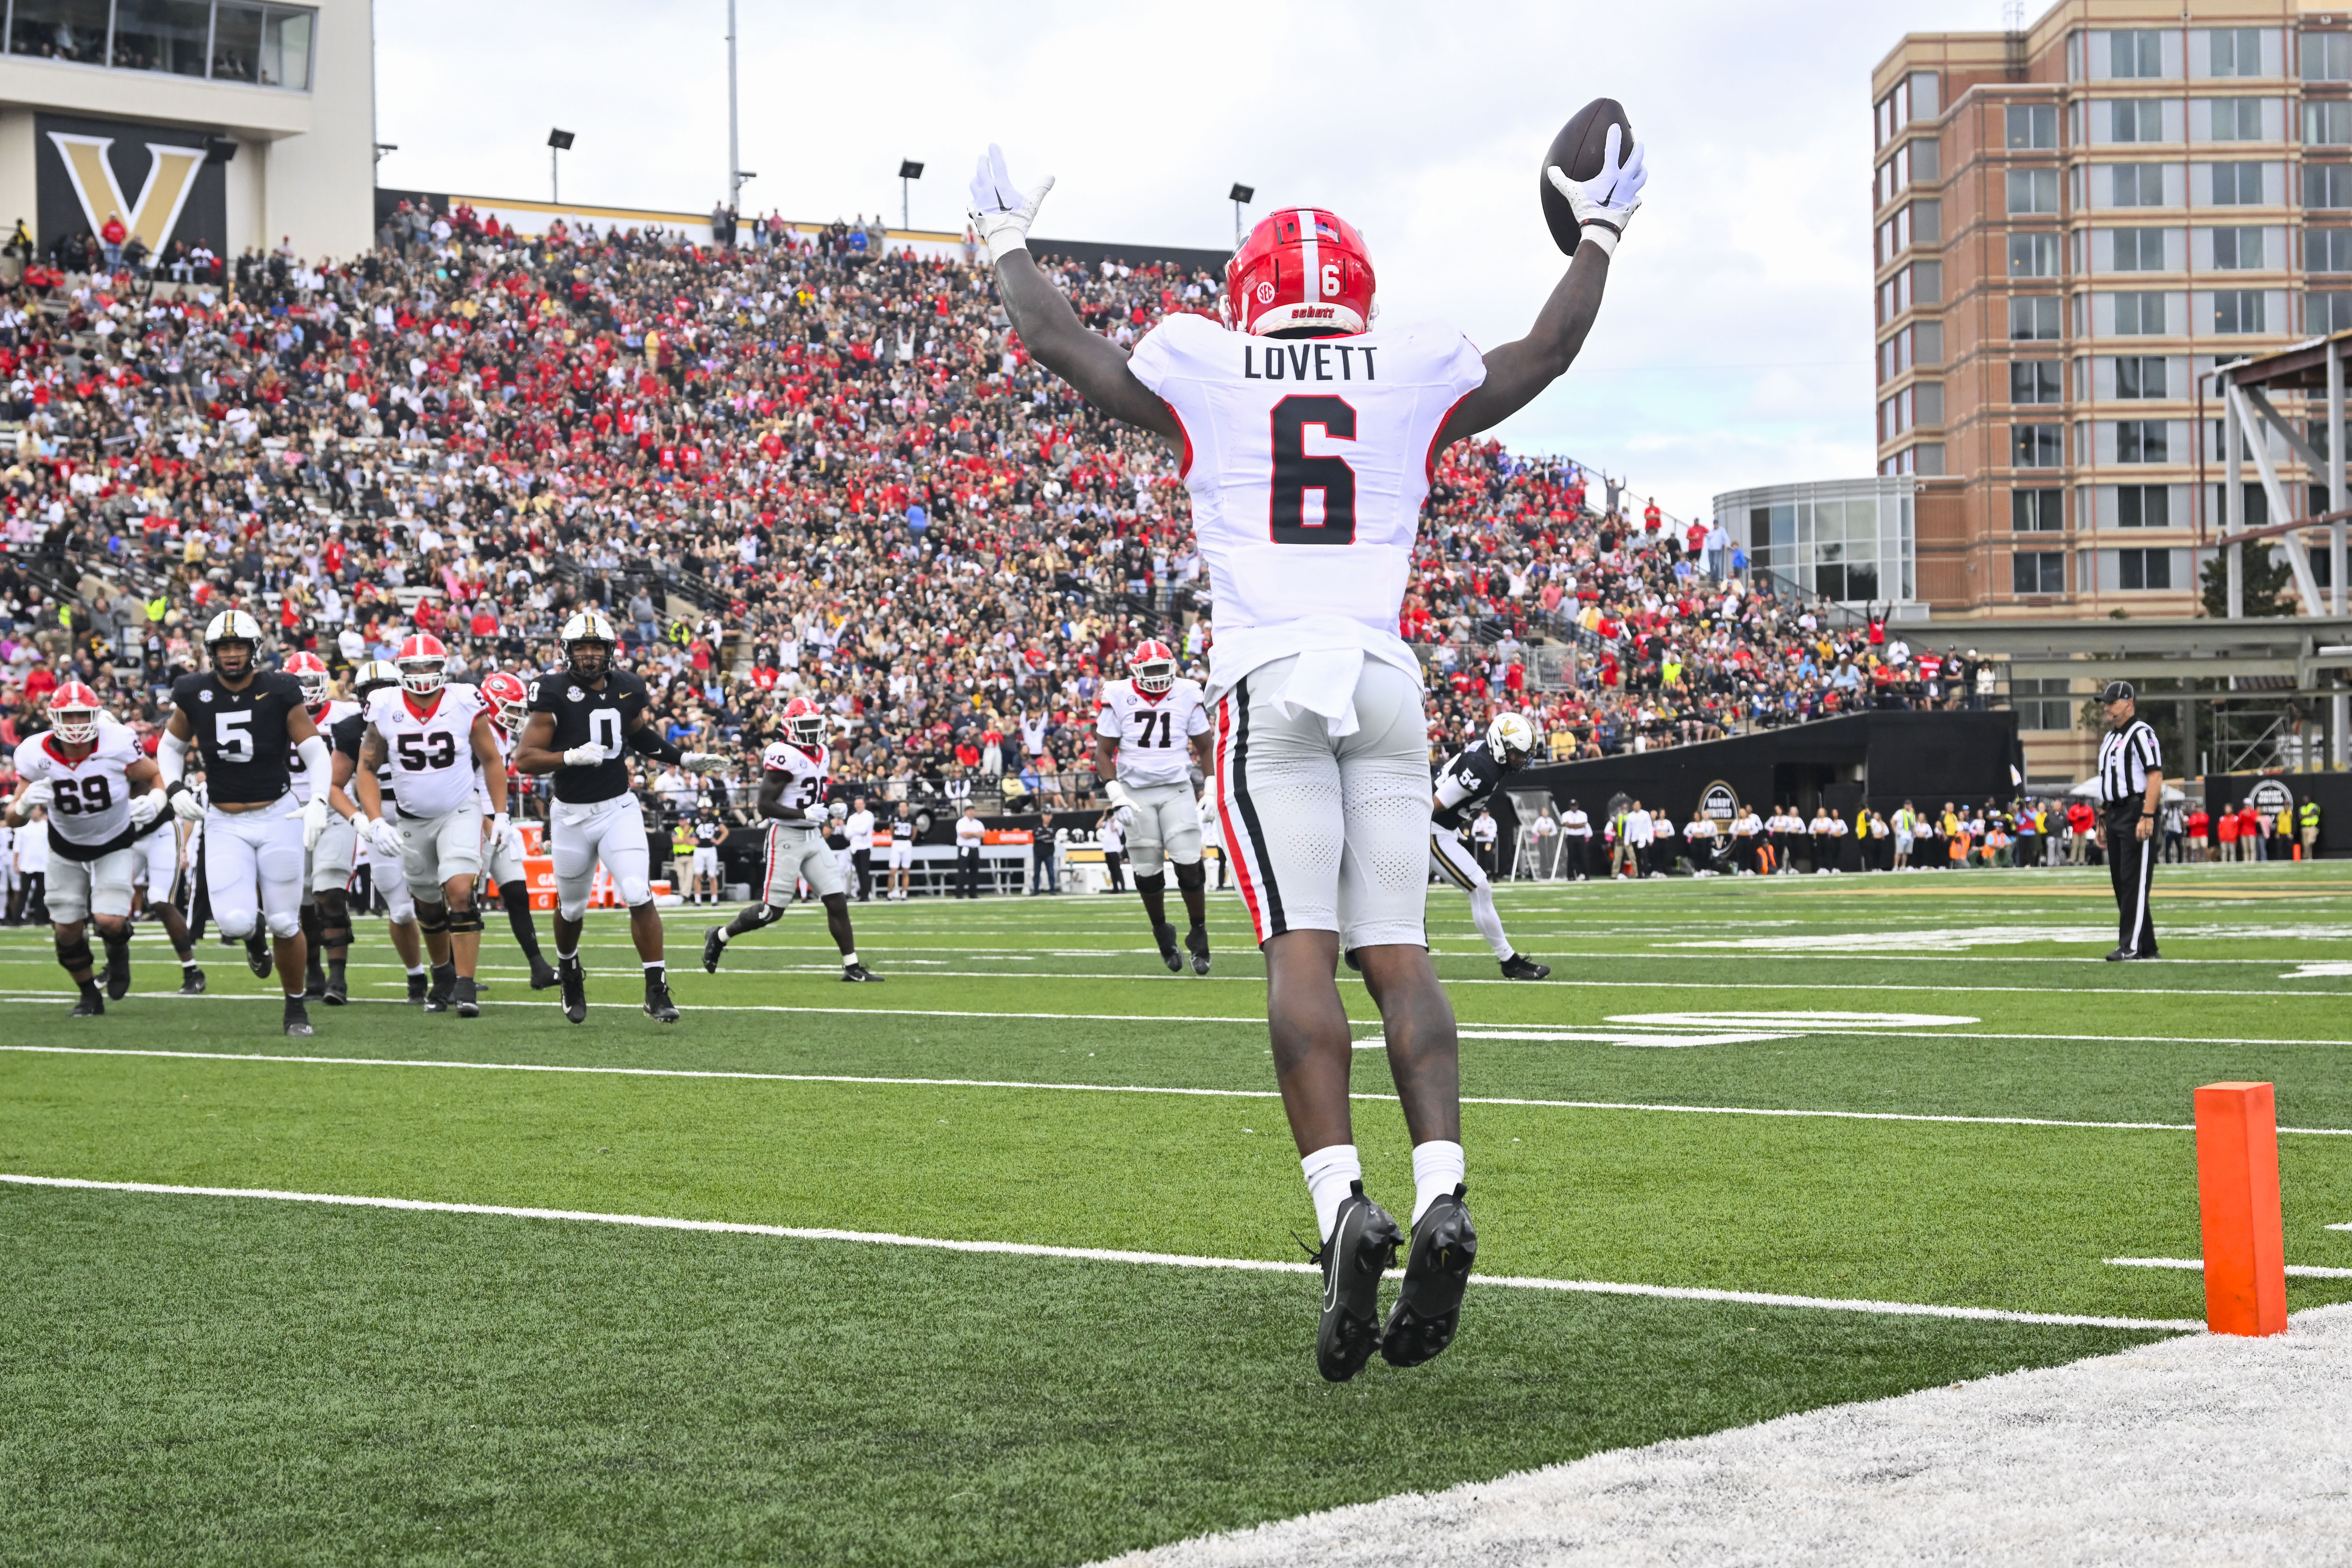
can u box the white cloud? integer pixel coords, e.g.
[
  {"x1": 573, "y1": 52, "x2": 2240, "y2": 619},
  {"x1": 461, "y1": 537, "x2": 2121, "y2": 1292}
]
[{"x1": 376, "y1": 0, "x2": 2008, "y2": 511}]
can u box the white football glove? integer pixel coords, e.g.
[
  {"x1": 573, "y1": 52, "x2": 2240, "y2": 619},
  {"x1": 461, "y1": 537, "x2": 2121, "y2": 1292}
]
[
  {"x1": 1546, "y1": 123, "x2": 1648, "y2": 257},
  {"x1": 371, "y1": 816, "x2": 405, "y2": 860},
  {"x1": 1102, "y1": 778, "x2": 1138, "y2": 826},
  {"x1": 490, "y1": 811, "x2": 517, "y2": 857},
  {"x1": 16, "y1": 777, "x2": 53, "y2": 811},
  {"x1": 130, "y1": 787, "x2": 168, "y2": 829},
  {"x1": 679, "y1": 751, "x2": 728, "y2": 776},
  {"x1": 562, "y1": 742, "x2": 609, "y2": 768},
  {"x1": 967, "y1": 143, "x2": 1054, "y2": 265},
  {"x1": 169, "y1": 782, "x2": 205, "y2": 822},
  {"x1": 302, "y1": 793, "x2": 331, "y2": 850}
]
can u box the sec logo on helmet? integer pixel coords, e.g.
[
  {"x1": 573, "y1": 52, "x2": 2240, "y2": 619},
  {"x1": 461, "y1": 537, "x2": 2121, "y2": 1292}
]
[{"x1": 1256, "y1": 281, "x2": 1275, "y2": 303}]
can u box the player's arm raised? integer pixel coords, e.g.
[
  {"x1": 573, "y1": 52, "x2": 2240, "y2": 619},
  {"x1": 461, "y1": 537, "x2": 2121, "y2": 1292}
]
[
  {"x1": 1435, "y1": 125, "x2": 1648, "y2": 447},
  {"x1": 970, "y1": 145, "x2": 1181, "y2": 442}
]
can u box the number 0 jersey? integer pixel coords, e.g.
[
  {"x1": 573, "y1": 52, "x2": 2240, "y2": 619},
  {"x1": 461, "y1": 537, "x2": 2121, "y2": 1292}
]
[
  {"x1": 1096, "y1": 677, "x2": 1209, "y2": 786},
  {"x1": 14, "y1": 718, "x2": 141, "y2": 857},
  {"x1": 171, "y1": 670, "x2": 306, "y2": 805},
  {"x1": 527, "y1": 668, "x2": 653, "y2": 804},
  {"x1": 364, "y1": 684, "x2": 485, "y2": 818},
  {"x1": 761, "y1": 740, "x2": 830, "y2": 827},
  {"x1": 1126, "y1": 311, "x2": 1485, "y2": 694}
]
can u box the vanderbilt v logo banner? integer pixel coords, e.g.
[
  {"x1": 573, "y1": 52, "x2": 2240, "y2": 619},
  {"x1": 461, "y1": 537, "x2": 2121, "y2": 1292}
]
[{"x1": 46, "y1": 132, "x2": 206, "y2": 251}]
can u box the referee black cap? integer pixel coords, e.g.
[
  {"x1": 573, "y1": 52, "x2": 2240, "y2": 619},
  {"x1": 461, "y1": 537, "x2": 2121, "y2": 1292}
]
[{"x1": 2100, "y1": 680, "x2": 2136, "y2": 704}]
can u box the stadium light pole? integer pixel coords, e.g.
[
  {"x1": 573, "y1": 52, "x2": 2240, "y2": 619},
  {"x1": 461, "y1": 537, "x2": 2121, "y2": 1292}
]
[
  {"x1": 898, "y1": 160, "x2": 925, "y2": 232},
  {"x1": 1229, "y1": 182, "x2": 1255, "y2": 247},
  {"x1": 547, "y1": 128, "x2": 574, "y2": 203},
  {"x1": 726, "y1": 0, "x2": 742, "y2": 213}
]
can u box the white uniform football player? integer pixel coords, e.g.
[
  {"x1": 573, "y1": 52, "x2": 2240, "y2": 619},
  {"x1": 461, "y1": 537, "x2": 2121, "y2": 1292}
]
[
  {"x1": 703, "y1": 697, "x2": 880, "y2": 981},
  {"x1": 283, "y1": 650, "x2": 358, "y2": 1000},
  {"x1": 316, "y1": 660, "x2": 429, "y2": 1003},
  {"x1": 6, "y1": 684, "x2": 169, "y2": 1013},
  {"x1": 1093, "y1": 640, "x2": 1214, "y2": 974},
  {"x1": 975, "y1": 128, "x2": 1641, "y2": 1380},
  {"x1": 474, "y1": 670, "x2": 558, "y2": 991},
  {"x1": 350, "y1": 633, "x2": 509, "y2": 1018}
]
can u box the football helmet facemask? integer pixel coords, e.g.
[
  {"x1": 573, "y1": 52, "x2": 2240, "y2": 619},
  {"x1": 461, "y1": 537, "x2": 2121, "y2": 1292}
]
[
  {"x1": 783, "y1": 696, "x2": 827, "y2": 748},
  {"x1": 480, "y1": 670, "x2": 529, "y2": 734},
  {"x1": 1128, "y1": 639, "x2": 1177, "y2": 696},
  {"x1": 1487, "y1": 711, "x2": 1537, "y2": 769},
  {"x1": 47, "y1": 681, "x2": 101, "y2": 745},
  {"x1": 284, "y1": 650, "x2": 330, "y2": 709},
  {"x1": 562, "y1": 610, "x2": 617, "y2": 682},
  {"x1": 395, "y1": 633, "x2": 448, "y2": 697},
  {"x1": 204, "y1": 608, "x2": 264, "y2": 678}
]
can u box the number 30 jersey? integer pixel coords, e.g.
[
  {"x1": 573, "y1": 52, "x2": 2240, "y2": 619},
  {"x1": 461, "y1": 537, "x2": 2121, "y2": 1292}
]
[
  {"x1": 364, "y1": 684, "x2": 485, "y2": 818},
  {"x1": 761, "y1": 740, "x2": 830, "y2": 826},
  {"x1": 14, "y1": 718, "x2": 141, "y2": 856},
  {"x1": 1096, "y1": 677, "x2": 1209, "y2": 786},
  {"x1": 527, "y1": 668, "x2": 652, "y2": 804},
  {"x1": 1125, "y1": 309, "x2": 1485, "y2": 693}
]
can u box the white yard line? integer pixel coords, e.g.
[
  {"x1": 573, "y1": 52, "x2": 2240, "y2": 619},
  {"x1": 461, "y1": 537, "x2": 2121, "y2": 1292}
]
[
  {"x1": 15, "y1": 1042, "x2": 2352, "y2": 1137},
  {"x1": 0, "y1": 1173, "x2": 2200, "y2": 1333},
  {"x1": 2107, "y1": 1257, "x2": 2352, "y2": 1280}
]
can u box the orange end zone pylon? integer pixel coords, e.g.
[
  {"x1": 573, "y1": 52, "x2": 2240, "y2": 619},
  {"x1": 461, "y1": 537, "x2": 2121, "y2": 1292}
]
[{"x1": 2194, "y1": 1081, "x2": 2288, "y2": 1337}]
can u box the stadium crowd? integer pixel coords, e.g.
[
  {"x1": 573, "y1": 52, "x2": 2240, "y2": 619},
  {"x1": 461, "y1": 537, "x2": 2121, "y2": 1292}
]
[{"x1": 0, "y1": 200, "x2": 1997, "y2": 822}]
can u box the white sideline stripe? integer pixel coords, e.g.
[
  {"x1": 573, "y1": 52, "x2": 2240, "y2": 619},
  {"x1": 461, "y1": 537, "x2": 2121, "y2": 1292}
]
[
  {"x1": 0, "y1": 1173, "x2": 2201, "y2": 1333},
  {"x1": 20, "y1": 1043, "x2": 2352, "y2": 1137},
  {"x1": 2108, "y1": 1256, "x2": 2352, "y2": 1280}
]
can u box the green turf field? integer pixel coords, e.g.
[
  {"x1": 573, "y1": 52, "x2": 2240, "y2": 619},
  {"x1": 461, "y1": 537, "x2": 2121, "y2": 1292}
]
[{"x1": 4, "y1": 862, "x2": 2351, "y2": 1565}]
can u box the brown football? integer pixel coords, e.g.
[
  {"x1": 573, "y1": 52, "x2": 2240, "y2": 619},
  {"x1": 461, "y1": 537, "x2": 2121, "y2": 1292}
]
[{"x1": 1540, "y1": 98, "x2": 1636, "y2": 254}]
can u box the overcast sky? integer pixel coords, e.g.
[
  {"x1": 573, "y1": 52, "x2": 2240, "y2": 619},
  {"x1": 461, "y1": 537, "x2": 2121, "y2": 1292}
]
[{"x1": 377, "y1": 0, "x2": 2011, "y2": 514}]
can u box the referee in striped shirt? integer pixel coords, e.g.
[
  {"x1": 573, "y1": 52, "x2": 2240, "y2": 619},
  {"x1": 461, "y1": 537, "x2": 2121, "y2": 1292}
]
[{"x1": 2093, "y1": 680, "x2": 2162, "y2": 960}]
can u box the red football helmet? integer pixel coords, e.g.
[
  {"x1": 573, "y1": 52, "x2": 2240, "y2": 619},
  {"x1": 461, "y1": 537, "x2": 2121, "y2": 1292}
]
[
  {"x1": 47, "y1": 681, "x2": 101, "y2": 745},
  {"x1": 783, "y1": 696, "x2": 827, "y2": 748},
  {"x1": 395, "y1": 633, "x2": 448, "y2": 696},
  {"x1": 1128, "y1": 640, "x2": 1177, "y2": 695},
  {"x1": 1224, "y1": 208, "x2": 1376, "y2": 337},
  {"x1": 284, "y1": 650, "x2": 329, "y2": 709},
  {"x1": 480, "y1": 670, "x2": 529, "y2": 733}
]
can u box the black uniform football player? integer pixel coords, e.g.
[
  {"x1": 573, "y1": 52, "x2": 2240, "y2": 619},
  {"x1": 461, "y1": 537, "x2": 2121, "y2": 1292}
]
[
  {"x1": 156, "y1": 609, "x2": 330, "y2": 1037},
  {"x1": 512, "y1": 611, "x2": 726, "y2": 1023},
  {"x1": 1429, "y1": 713, "x2": 1550, "y2": 981}
]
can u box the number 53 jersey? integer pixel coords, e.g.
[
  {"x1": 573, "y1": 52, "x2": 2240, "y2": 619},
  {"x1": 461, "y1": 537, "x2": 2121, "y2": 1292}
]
[
  {"x1": 364, "y1": 683, "x2": 485, "y2": 818},
  {"x1": 1126, "y1": 309, "x2": 1485, "y2": 693}
]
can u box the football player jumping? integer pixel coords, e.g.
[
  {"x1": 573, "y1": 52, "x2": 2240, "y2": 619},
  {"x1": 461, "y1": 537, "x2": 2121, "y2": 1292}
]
[
  {"x1": 6, "y1": 684, "x2": 171, "y2": 1013},
  {"x1": 704, "y1": 696, "x2": 882, "y2": 982},
  {"x1": 1094, "y1": 640, "x2": 1215, "y2": 974},
  {"x1": 1430, "y1": 713, "x2": 1551, "y2": 981},
  {"x1": 972, "y1": 129, "x2": 1641, "y2": 1379},
  {"x1": 512, "y1": 612, "x2": 728, "y2": 1023}
]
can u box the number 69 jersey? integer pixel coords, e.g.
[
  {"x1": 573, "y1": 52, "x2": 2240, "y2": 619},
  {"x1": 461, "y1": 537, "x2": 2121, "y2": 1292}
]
[
  {"x1": 14, "y1": 718, "x2": 141, "y2": 855},
  {"x1": 1096, "y1": 677, "x2": 1209, "y2": 786},
  {"x1": 363, "y1": 683, "x2": 485, "y2": 818},
  {"x1": 1125, "y1": 308, "x2": 1485, "y2": 691},
  {"x1": 527, "y1": 667, "x2": 654, "y2": 805},
  {"x1": 761, "y1": 738, "x2": 829, "y2": 823}
]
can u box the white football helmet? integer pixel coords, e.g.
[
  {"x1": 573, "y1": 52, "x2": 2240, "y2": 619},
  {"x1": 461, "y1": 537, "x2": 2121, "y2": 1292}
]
[
  {"x1": 1487, "y1": 711, "x2": 1536, "y2": 765},
  {"x1": 351, "y1": 659, "x2": 400, "y2": 699},
  {"x1": 562, "y1": 610, "x2": 619, "y2": 680},
  {"x1": 203, "y1": 609, "x2": 264, "y2": 676}
]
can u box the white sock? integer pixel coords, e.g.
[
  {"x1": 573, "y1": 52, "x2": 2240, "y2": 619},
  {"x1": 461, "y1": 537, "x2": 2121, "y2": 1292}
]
[
  {"x1": 842, "y1": 950, "x2": 858, "y2": 966},
  {"x1": 1411, "y1": 1140, "x2": 1466, "y2": 1224},
  {"x1": 406, "y1": 963, "x2": 427, "y2": 977},
  {"x1": 1301, "y1": 1143, "x2": 1362, "y2": 1243}
]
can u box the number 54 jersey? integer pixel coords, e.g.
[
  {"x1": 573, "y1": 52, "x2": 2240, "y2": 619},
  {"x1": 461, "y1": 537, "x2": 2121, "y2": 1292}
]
[
  {"x1": 364, "y1": 684, "x2": 485, "y2": 818},
  {"x1": 1126, "y1": 309, "x2": 1485, "y2": 693}
]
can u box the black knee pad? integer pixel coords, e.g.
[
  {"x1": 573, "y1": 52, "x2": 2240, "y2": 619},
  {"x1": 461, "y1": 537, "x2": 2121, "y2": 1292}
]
[
  {"x1": 500, "y1": 880, "x2": 532, "y2": 908},
  {"x1": 1173, "y1": 862, "x2": 1206, "y2": 890},
  {"x1": 447, "y1": 906, "x2": 484, "y2": 935},
  {"x1": 55, "y1": 935, "x2": 94, "y2": 972},
  {"x1": 1134, "y1": 870, "x2": 1167, "y2": 891},
  {"x1": 316, "y1": 888, "x2": 349, "y2": 924},
  {"x1": 416, "y1": 905, "x2": 451, "y2": 935}
]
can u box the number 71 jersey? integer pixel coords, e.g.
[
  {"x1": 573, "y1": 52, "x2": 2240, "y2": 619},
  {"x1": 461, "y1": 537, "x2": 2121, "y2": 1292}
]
[
  {"x1": 1126, "y1": 309, "x2": 1484, "y2": 687},
  {"x1": 1097, "y1": 677, "x2": 1208, "y2": 786}
]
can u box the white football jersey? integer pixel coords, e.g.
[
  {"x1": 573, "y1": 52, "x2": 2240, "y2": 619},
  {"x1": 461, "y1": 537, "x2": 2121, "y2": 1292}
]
[
  {"x1": 287, "y1": 699, "x2": 357, "y2": 805},
  {"x1": 365, "y1": 684, "x2": 485, "y2": 818},
  {"x1": 1096, "y1": 677, "x2": 1209, "y2": 786},
  {"x1": 762, "y1": 740, "x2": 830, "y2": 824},
  {"x1": 473, "y1": 721, "x2": 514, "y2": 812},
  {"x1": 1126, "y1": 310, "x2": 1486, "y2": 693},
  {"x1": 14, "y1": 719, "x2": 141, "y2": 848}
]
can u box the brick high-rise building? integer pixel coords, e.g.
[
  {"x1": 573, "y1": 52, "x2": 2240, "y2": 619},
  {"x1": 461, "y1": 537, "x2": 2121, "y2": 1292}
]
[{"x1": 1873, "y1": 0, "x2": 2348, "y2": 619}]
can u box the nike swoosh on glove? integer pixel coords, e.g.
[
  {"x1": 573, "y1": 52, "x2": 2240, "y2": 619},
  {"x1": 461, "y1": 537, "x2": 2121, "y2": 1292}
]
[
  {"x1": 967, "y1": 143, "x2": 1054, "y2": 265},
  {"x1": 1546, "y1": 123, "x2": 1647, "y2": 257}
]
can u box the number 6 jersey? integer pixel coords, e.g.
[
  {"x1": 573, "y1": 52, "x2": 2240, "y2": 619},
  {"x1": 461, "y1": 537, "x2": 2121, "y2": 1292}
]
[
  {"x1": 14, "y1": 717, "x2": 141, "y2": 856},
  {"x1": 364, "y1": 683, "x2": 485, "y2": 818},
  {"x1": 1125, "y1": 309, "x2": 1485, "y2": 694}
]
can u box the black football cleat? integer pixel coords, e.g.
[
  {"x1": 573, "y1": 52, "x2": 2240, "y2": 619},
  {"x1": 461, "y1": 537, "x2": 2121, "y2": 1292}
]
[
  {"x1": 841, "y1": 962, "x2": 883, "y2": 982},
  {"x1": 178, "y1": 966, "x2": 206, "y2": 996},
  {"x1": 642, "y1": 975, "x2": 680, "y2": 1023},
  {"x1": 70, "y1": 987, "x2": 104, "y2": 1018},
  {"x1": 283, "y1": 997, "x2": 314, "y2": 1038},
  {"x1": 1186, "y1": 925, "x2": 1211, "y2": 976},
  {"x1": 405, "y1": 970, "x2": 429, "y2": 1005},
  {"x1": 303, "y1": 958, "x2": 326, "y2": 999},
  {"x1": 529, "y1": 956, "x2": 561, "y2": 991},
  {"x1": 453, "y1": 976, "x2": 479, "y2": 1018},
  {"x1": 2103, "y1": 947, "x2": 2130, "y2": 962},
  {"x1": 559, "y1": 956, "x2": 588, "y2": 1024},
  {"x1": 1380, "y1": 1185, "x2": 1478, "y2": 1369},
  {"x1": 702, "y1": 926, "x2": 728, "y2": 974},
  {"x1": 322, "y1": 966, "x2": 349, "y2": 1006},
  {"x1": 1499, "y1": 953, "x2": 1552, "y2": 982},
  {"x1": 244, "y1": 932, "x2": 273, "y2": 979},
  {"x1": 1154, "y1": 921, "x2": 1184, "y2": 974},
  {"x1": 1314, "y1": 1181, "x2": 1403, "y2": 1384},
  {"x1": 424, "y1": 964, "x2": 455, "y2": 1014},
  {"x1": 103, "y1": 947, "x2": 131, "y2": 1000}
]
